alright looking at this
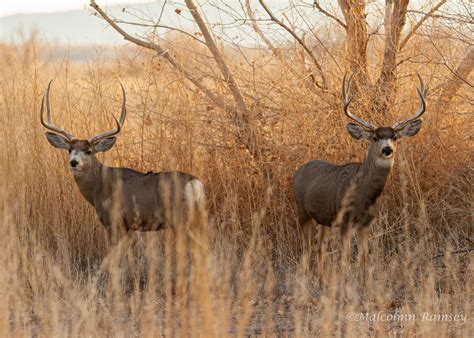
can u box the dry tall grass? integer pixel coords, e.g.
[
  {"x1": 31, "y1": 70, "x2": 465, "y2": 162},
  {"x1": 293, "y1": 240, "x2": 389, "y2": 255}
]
[{"x1": 0, "y1": 36, "x2": 471, "y2": 336}]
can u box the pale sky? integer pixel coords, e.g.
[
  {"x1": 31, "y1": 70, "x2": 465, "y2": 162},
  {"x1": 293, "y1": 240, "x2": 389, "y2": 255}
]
[
  {"x1": 0, "y1": 0, "x2": 144, "y2": 17},
  {"x1": 0, "y1": 1, "x2": 442, "y2": 48}
]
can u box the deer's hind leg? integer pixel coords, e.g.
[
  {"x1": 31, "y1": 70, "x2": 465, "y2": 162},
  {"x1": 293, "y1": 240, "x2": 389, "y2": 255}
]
[
  {"x1": 316, "y1": 224, "x2": 327, "y2": 285},
  {"x1": 298, "y1": 211, "x2": 314, "y2": 273}
]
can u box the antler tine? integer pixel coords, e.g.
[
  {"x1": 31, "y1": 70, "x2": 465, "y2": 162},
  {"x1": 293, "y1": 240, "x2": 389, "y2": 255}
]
[
  {"x1": 342, "y1": 72, "x2": 376, "y2": 130},
  {"x1": 40, "y1": 80, "x2": 74, "y2": 140},
  {"x1": 118, "y1": 82, "x2": 126, "y2": 125},
  {"x1": 89, "y1": 83, "x2": 127, "y2": 144},
  {"x1": 392, "y1": 72, "x2": 427, "y2": 130},
  {"x1": 342, "y1": 72, "x2": 353, "y2": 110},
  {"x1": 88, "y1": 115, "x2": 122, "y2": 144}
]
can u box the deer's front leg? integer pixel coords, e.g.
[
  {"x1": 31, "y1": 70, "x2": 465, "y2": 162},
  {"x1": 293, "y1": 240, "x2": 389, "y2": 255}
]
[{"x1": 357, "y1": 225, "x2": 369, "y2": 284}]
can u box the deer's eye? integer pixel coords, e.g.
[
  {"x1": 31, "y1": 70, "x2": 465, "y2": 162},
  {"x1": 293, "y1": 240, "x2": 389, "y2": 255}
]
[
  {"x1": 373, "y1": 137, "x2": 378, "y2": 142},
  {"x1": 85, "y1": 150, "x2": 92, "y2": 155},
  {"x1": 68, "y1": 149, "x2": 72, "y2": 154}
]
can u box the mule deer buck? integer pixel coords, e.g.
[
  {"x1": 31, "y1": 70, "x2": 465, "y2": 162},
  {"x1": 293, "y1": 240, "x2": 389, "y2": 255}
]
[
  {"x1": 293, "y1": 73, "x2": 427, "y2": 279},
  {"x1": 41, "y1": 81, "x2": 206, "y2": 245}
]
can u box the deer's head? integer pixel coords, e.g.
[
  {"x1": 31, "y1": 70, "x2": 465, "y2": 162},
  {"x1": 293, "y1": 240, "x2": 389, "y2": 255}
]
[
  {"x1": 342, "y1": 73, "x2": 427, "y2": 166},
  {"x1": 41, "y1": 81, "x2": 127, "y2": 174}
]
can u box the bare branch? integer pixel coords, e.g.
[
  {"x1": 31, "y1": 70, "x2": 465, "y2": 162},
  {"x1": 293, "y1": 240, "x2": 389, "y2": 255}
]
[
  {"x1": 245, "y1": 0, "x2": 282, "y2": 60},
  {"x1": 183, "y1": 0, "x2": 273, "y2": 179},
  {"x1": 399, "y1": 0, "x2": 448, "y2": 50},
  {"x1": 258, "y1": 0, "x2": 326, "y2": 88},
  {"x1": 184, "y1": 0, "x2": 249, "y2": 124},
  {"x1": 114, "y1": 19, "x2": 206, "y2": 45},
  {"x1": 313, "y1": 0, "x2": 347, "y2": 29},
  {"x1": 407, "y1": 9, "x2": 472, "y2": 25},
  {"x1": 89, "y1": 0, "x2": 230, "y2": 112},
  {"x1": 91, "y1": 0, "x2": 272, "y2": 179},
  {"x1": 245, "y1": 0, "x2": 305, "y2": 82},
  {"x1": 435, "y1": 45, "x2": 474, "y2": 112}
]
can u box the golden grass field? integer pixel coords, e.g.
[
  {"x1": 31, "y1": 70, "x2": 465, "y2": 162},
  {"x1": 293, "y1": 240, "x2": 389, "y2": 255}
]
[{"x1": 0, "y1": 32, "x2": 472, "y2": 336}]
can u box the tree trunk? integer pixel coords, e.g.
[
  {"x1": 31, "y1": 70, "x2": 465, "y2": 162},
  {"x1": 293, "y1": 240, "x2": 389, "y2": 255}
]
[
  {"x1": 374, "y1": 0, "x2": 409, "y2": 116},
  {"x1": 338, "y1": 0, "x2": 369, "y2": 93},
  {"x1": 435, "y1": 46, "x2": 474, "y2": 113}
]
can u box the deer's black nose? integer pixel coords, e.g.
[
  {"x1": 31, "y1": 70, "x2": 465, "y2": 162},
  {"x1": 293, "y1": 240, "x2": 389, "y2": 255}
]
[
  {"x1": 70, "y1": 159, "x2": 79, "y2": 167},
  {"x1": 382, "y1": 146, "x2": 393, "y2": 156}
]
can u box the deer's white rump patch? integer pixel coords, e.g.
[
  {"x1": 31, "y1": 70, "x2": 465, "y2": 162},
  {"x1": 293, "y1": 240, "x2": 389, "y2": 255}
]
[{"x1": 185, "y1": 179, "x2": 206, "y2": 207}]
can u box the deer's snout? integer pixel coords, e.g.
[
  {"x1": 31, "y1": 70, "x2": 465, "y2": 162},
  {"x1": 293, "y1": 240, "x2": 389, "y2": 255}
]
[
  {"x1": 381, "y1": 146, "x2": 393, "y2": 157},
  {"x1": 70, "y1": 159, "x2": 79, "y2": 167}
]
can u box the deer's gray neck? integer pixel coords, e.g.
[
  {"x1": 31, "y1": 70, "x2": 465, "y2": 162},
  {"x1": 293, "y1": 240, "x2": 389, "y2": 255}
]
[
  {"x1": 72, "y1": 157, "x2": 104, "y2": 206},
  {"x1": 356, "y1": 150, "x2": 393, "y2": 204}
]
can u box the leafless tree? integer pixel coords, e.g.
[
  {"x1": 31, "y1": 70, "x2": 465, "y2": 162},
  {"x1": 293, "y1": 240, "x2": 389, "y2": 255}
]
[
  {"x1": 90, "y1": 0, "x2": 273, "y2": 180},
  {"x1": 247, "y1": 0, "x2": 463, "y2": 116},
  {"x1": 89, "y1": 0, "x2": 472, "y2": 181}
]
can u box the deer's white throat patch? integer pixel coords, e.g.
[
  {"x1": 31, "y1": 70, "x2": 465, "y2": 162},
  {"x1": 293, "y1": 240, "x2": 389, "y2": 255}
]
[
  {"x1": 71, "y1": 168, "x2": 85, "y2": 175},
  {"x1": 376, "y1": 156, "x2": 394, "y2": 168}
]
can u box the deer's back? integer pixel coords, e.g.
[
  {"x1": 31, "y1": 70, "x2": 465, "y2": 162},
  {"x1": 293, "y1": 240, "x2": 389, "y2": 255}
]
[
  {"x1": 293, "y1": 160, "x2": 360, "y2": 226},
  {"x1": 96, "y1": 168, "x2": 200, "y2": 231}
]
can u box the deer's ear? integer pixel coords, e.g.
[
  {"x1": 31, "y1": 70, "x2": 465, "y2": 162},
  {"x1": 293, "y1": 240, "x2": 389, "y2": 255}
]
[
  {"x1": 396, "y1": 119, "x2": 422, "y2": 138},
  {"x1": 45, "y1": 132, "x2": 70, "y2": 149},
  {"x1": 346, "y1": 123, "x2": 372, "y2": 140},
  {"x1": 92, "y1": 137, "x2": 116, "y2": 153}
]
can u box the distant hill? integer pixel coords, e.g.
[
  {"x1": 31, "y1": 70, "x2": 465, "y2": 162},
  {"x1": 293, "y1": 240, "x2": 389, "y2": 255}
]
[
  {"x1": 0, "y1": 2, "x2": 194, "y2": 45},
  {"x1": 0, "y1": 2, "x2": 291, "y2": 62},
  {"x1": 0, "y1": 1, "x2": 256, "y2": 46},
  {"x1": 2, "y1": 4, "x2": 145, "y2": 45}
]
